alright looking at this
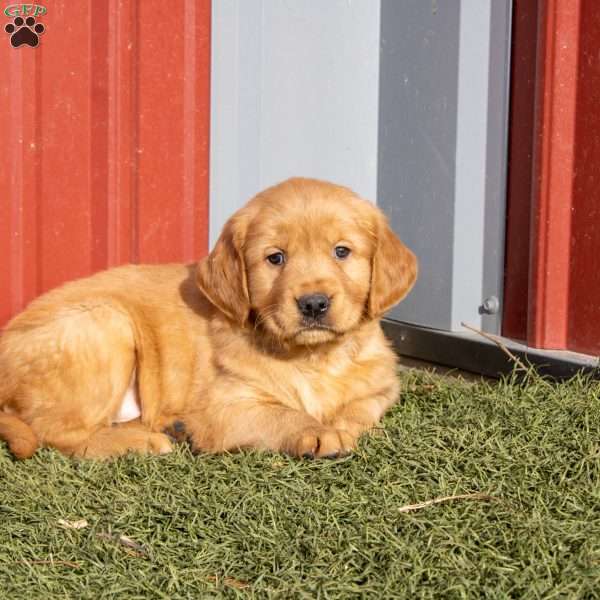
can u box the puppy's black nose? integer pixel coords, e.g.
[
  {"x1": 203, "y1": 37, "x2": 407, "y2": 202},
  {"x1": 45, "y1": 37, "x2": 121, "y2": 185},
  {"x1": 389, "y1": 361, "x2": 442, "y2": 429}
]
[{"x1": 297, "y1": 293, "x2": 330, "y2": 319}]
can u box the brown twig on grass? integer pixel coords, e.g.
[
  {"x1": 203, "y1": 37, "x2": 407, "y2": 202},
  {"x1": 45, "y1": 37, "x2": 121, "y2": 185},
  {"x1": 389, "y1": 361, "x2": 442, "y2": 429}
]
[
  {"x1": 207, "y1": 575, "x2": 250, "y2": 590},
  {"x1": 5, "y1": 559, "x2": 80, "y2": 568},
  {"x1": 398, "y1": 492, "x2": 499, "y2": 513},
  {"x1": 96, "y1": 532, "x2": 150, "y2": 558},
  {"x1": 461, "y1": 321, "x2": 529, "y2": 372}
]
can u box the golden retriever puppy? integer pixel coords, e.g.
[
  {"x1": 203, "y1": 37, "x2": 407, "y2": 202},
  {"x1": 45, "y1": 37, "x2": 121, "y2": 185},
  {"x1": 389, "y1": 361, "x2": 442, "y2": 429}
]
[{"x1": 0, "y1": 178, "x2": 417, "y2": 459}]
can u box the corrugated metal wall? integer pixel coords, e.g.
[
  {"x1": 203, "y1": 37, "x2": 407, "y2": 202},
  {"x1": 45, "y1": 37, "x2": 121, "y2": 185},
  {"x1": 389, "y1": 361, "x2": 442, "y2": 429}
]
[
  {"x1": 3, "y1": 0, "x2": 600, "y2": 360},
  {"x1": 503, "y1": 0, "x2": 600, "y2": 355},
  {"x1": 0, "y1": 0, "x2": 211, "y2": 327}
]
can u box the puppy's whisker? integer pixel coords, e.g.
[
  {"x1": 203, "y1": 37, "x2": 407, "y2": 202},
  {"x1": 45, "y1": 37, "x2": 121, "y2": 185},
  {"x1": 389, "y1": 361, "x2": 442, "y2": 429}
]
[
  {"x1": 258, "y1": 305, "x2": 279, "y2": 318},
  {"x1": 255, "y1": 308, "x2": 277, "y2": 323},
  {"x1": 254, "y1": 306, "x2": 280, "y2": 330}
]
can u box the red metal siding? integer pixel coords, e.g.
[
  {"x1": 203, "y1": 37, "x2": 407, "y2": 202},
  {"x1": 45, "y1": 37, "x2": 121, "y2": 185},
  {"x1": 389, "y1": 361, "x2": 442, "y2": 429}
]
[
  {"x1": 504, "y1": 0, "x2": 600, "y2": 354},
  {"x1": 528, "y1": 0, "x2": 580, "y2": 349},
  {"x1": 502, "y1": 0, "x2": 540, "y2": 342},
  {"x1": 0, "y1": 0, "x2": 210, "y2": 327},
  {"x1": 568, "y1": 0, "x2": 600, "y2": 354}
]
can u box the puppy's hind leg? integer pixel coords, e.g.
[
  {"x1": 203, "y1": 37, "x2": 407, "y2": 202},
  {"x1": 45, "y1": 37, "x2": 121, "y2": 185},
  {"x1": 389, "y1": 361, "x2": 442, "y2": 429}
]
[
  {"x1": 69, "y1": 423, "x2": 173, "y2": 459},
  {"x1": 4, "y1": 304, "x2": 160, "y2": 459}
]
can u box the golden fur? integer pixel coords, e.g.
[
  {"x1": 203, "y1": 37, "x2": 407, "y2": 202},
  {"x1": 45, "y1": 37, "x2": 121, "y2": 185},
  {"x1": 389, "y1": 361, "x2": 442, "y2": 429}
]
[{"x1": 0, "y1": 178, "x2": 417, "y2": 459}]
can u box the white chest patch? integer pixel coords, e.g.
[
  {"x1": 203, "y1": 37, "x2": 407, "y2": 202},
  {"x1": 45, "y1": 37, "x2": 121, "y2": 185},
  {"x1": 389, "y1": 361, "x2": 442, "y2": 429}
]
[
  {"x1": 292, "y1": 370, "x2": 322, "y2": 421},
  {"x1": 112, "y1": 370, "x2": 141, "y2": 423}
]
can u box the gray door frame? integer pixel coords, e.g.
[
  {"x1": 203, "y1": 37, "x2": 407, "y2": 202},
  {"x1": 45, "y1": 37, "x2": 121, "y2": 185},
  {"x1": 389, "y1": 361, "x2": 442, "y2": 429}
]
[{"x1": 378, "y1": 0, "x2": 512, "y2": 335}]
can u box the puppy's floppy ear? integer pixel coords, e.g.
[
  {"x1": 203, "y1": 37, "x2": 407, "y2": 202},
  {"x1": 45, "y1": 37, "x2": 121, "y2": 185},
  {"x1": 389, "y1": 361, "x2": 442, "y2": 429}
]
[
  {"x1": 368, "y1": 211, "x2": 418, "y2": 318},
  {"x1": 196, "y1": 214, "x2": 251, "y2": 326}
]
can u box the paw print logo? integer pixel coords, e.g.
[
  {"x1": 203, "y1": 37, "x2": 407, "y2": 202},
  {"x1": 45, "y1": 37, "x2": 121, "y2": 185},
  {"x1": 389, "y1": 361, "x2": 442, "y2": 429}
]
[{"x1": 5, "y1": 16, "x2": 45, "y2": 48}]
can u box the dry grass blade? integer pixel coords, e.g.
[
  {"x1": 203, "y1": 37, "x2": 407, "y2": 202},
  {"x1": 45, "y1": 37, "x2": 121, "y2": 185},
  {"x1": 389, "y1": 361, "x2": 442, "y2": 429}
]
[
  {"x1": 58, "y1": 518, "x2": 89, "y2": 530},
  {"x1": 461, "y1": 322, "x2": 529, "y2": 372},
  {"x1": 96, "y1": 532, "x2": 149, "y2": 558},
  {"x1": 5, "y1": 560, "x2": 80, "y2": 568},
  {"x1": 207, "y1": 575, "x2": 250, "y2": 590},
  {"x1": 398, "y1": 492, "x2": 499, "y2": 513}
]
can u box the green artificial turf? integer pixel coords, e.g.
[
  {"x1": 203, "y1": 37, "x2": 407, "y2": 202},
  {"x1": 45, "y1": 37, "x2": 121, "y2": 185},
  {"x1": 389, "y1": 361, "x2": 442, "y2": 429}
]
[{"x1": 1, "y1": 369, "x2": 599, "y2": 598}]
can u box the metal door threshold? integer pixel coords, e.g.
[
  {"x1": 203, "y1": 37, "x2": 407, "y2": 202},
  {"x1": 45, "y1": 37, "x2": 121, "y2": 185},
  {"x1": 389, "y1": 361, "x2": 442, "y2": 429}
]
[{"x1": 382, "y1": 320, "x2": 599, "y2": 380}]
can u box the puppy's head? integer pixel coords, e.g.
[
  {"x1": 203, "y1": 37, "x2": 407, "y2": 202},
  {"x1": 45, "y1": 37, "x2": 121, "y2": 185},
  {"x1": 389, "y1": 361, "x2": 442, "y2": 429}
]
[{"x1": 197, "y1": 178, "x2": 417, "y2": 346}]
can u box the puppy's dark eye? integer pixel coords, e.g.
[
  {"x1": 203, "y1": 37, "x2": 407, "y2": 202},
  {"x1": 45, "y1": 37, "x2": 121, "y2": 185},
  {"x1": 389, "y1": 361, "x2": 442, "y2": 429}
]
[
  {"x1": 266, "y1": 252, "x2": 286, "y2": 266},
  {"x1": 334, "y1": 246, "x2": 351, "y2": 260}
]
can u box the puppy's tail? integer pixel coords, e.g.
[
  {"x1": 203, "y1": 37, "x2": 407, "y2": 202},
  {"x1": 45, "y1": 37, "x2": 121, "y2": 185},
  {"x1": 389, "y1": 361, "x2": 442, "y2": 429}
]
[
  {"x1": 0, "y1": 412, "x2": 38, "y2": 459},
  {"x1": 0, "y1": 341, "x2": 38, "y2": 458},
  {"x1": 0, "y1": 378, "x2": 37, "y2": 458}
]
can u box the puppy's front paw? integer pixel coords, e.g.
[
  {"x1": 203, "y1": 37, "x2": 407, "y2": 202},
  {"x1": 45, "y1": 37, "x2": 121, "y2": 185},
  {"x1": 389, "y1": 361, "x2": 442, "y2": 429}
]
[
  {"x1": 284, "y1": 426, "x2": 355, "y2": 459},
  {"x1": 147, "y1": 432, "x2": 174, "y2": 455}
]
